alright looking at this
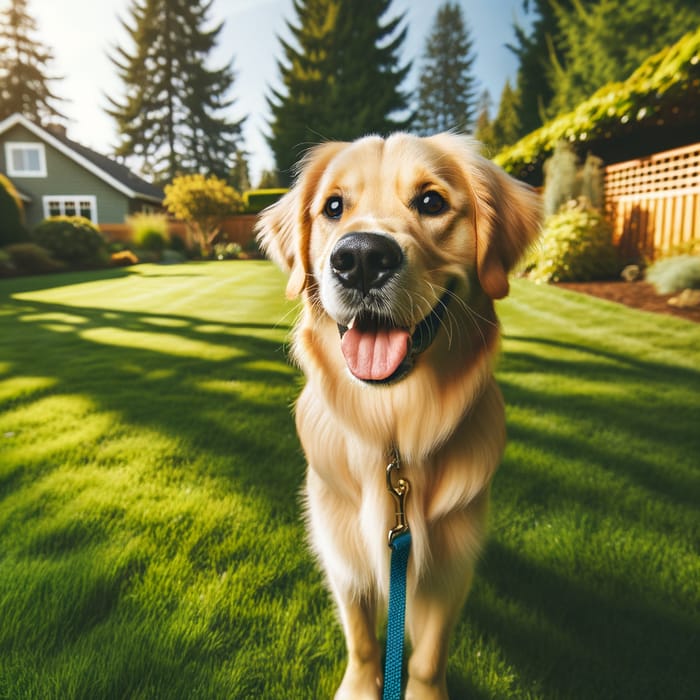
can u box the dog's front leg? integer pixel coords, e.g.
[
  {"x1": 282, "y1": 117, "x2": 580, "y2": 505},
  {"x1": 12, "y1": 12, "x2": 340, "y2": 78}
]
[
  {"x1": 405, "y1": 571, "x2": 474, "y2": 700},
  {"x1": 332, "y1": 589, "x2": 382, "y2": 700}
]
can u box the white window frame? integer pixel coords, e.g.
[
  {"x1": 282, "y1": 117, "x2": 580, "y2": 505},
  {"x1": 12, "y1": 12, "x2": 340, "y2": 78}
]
[
  {"x1": 42, "y1": 196, "x2": 98, "y2": 224},
  {"x1": 5, "y1": 142, "x2": 47, "y2": 177}
]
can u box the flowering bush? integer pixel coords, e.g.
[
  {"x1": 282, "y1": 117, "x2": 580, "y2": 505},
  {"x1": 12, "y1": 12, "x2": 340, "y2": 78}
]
[{"x1": 527, "y1": 200, "x2": 619, "y2": 283}]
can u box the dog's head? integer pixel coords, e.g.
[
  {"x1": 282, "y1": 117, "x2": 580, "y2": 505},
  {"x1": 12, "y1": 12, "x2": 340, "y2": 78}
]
[{"x1": 257, "y1": 133, "x2": 541, "y2": 384}]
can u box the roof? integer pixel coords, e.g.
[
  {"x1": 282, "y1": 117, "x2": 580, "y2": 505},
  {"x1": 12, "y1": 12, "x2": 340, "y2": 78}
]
[{"x1": 0, "y1": 113, "x2": 163, "y2": 204}]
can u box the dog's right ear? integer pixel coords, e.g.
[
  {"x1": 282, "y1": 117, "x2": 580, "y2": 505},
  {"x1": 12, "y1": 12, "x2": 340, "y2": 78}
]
[{"x1": 256, "y1": 142, "x2": 345, "y2": 299}]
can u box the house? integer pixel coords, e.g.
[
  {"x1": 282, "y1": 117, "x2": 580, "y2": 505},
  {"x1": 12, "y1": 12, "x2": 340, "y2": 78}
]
[{"x1": 0, "y1": 113, "x2": 163, "y2": 230}]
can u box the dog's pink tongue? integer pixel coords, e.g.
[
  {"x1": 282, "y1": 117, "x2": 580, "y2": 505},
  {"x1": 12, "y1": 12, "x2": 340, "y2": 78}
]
[{"x1": 341, "y1": 326, "x2": 411, "y2": 381}]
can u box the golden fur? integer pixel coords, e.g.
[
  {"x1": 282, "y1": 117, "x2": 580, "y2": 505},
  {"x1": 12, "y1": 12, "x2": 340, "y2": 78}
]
[{"x1": 257, "y1": 132, "x2": 541, "y2": 699}]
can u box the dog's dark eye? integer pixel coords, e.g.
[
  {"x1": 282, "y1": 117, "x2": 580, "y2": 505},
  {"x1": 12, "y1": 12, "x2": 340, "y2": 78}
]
[
  {"x1": 416, "y1": 191, "x2": 447, "y2": 216},
  {"x1": 324, "y1": 196, "x2": 343, "y2": 219}
]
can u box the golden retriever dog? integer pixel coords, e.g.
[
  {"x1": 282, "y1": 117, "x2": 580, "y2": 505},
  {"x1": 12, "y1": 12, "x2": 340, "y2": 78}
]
[{"x1": 256, "y1": 132, "x2": 541, "y2": 700}]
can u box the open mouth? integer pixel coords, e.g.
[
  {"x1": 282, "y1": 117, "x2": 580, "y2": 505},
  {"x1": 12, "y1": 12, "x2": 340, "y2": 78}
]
[{"x1": 337, "y1": 280, "x2": 457, "y2": 384}]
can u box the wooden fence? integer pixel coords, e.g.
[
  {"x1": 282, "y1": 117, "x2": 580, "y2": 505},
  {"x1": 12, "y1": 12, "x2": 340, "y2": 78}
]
[
  {"x1": 605, "y1": 142, "x2": 700, "y2": 259},
  {"x1": 101, "y1": 214, "x2": 259, "y2": 249}
]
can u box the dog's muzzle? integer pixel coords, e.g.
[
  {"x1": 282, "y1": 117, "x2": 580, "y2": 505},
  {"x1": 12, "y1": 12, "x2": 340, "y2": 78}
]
[{"x1": 330, "y1": 232, "x2": 455, "y2": 385}]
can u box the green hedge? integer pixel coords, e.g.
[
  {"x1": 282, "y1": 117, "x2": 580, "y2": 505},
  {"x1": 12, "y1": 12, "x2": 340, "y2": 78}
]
[
  {"x1": 495, "y1": 28, "x2": 700, "y2": 182},
  {"x1": 243, "y1": 188, "x2": 287, "y2": 214},
  {"x1": 31, "y1": 216, "x2": 108, "y2": 269}
]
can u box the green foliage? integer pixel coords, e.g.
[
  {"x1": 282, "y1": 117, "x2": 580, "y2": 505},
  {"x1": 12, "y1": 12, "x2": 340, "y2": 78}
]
[
  {"x1": 31, "y1": 216, "x2": 107, "y2": 269},
  {"x1": 243, "y1": 188, "x2": 287, "y2": 214},
  {"x1": 0, "y1": 266, "x2": 698, "y2": 699},
  {"x1": 545, "y1": 0, "x2": 700, "y2": 119},
  {"x1": 267, "y1": 0, "x2": 411, "y2": 182},
  {"x1": 542, "y1": 141, "x2": 605, "y2": 218},
  {"x1": 497, "y1": 27, "x2": 700, "y2": 181},
  {"x1": 543, "y1": 141, "x2": 579, "y2": 218},
  {"x1": 128, "y1": 212, "x2": 170, "y2": 252},
  {"x1": 509, "y1": 0, "x2": 700, "y2": 140},
  {"x1": 0, "y1": 174, "x2": 28, "y2": 246},
  {"x1": 0, "y1": 0, "x2": 65, "y2": 122},
  {"x1": 163, "y1": 174, "x2": 243, "y2": 256},
  {"x1": 213, "y1": 242, "x2": 242, "y2": 260},
  {"x1": 414, "y1": 1, "x2": 477, "y2": 134},
  {"x1": 2, "y1": 242, "x2": 64, "y2": 275},
  {"x1": 490, "y1": 78, "x2": 522, "y2": 151},
  {"x1": 646, "y1": 255, "x2": 700, "y2": 294},
  {"x1": 107, "y1": 0, "x2": 244, "y2": 183},
  {"x1": 528, "y1": 200, "x2": 618, "y2": 282}
]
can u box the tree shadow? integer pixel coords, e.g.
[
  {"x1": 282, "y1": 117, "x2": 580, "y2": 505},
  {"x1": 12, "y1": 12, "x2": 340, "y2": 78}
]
[
  {"x1": 442, "y1": 332, "x2": 700, "y2": 698},
  {"x1": 1, "y1": 294, "x2": 304, "y2": 520}
]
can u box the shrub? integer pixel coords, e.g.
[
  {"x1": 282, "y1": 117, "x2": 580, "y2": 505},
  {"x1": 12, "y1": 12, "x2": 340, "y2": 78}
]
[
  {"x1": 213, "y1": 242, "x2": 242, "y2": 260},
  {"x1": 3, "y1": 243, "x2": 64, "y2": 276},
  {"x1": 160, "y1": 249, "x2": 186, "y2": 265},
  {"x1": 528, "y1": 200, "x2": 619, "y2": 283},
  {"x1": 646, "y1": 255, "x2": 700, "y2": 294},
  {"x1": 243, "y1": 188, "x2": 287, "y2": 214},
  {"x1": 31, "y1": 217, "x2": 108, "y2": 269},
  {"x1": 164, "y1": 174, "x2": 243, "y2": 256},
  {"x1": 542, "y1": 142, "x2": 605, "y2": 218},
  {"x1": 0, "y1": 174, "x2": 28, "y2": 246},
  {"x1": 128, "y1": 212, "x2": 170, "y2": 252}
]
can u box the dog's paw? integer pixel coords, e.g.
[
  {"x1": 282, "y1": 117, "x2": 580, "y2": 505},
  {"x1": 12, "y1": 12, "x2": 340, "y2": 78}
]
[
  {"x1": 334, "y1": 661, "x2": 382, "y2": 700},
  {"x1": 404, "y1": 678, "x2": 449, "y2": 700}
]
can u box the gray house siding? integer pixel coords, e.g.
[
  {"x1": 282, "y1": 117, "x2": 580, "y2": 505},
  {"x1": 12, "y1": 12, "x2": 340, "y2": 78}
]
[{"x1": 1, "y1": 123, "x2": 130, "y2": 229}]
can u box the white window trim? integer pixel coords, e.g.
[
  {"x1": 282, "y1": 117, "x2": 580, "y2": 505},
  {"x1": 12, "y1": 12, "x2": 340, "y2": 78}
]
[
  {"x1": 42, "y1": 196, "x2": 98, "y2": 224},
  {"x1": 5, "y1": 142, "x2": 47, "y2": 178}
]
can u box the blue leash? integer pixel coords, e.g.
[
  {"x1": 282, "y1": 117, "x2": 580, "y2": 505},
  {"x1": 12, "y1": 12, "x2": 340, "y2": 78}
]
[
  {"x1": 383, "y1": 453, "x2": 411, "y2": 700},
  {"x1": 383, "y1": 530, "x2": 411, "y2": 700}
]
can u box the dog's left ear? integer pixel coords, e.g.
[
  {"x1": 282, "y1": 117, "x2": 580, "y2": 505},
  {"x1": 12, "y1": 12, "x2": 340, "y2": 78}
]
[
  {"x1": 469, "y1": 154, "x2": 542, "y2": 299},
  {"x1": 256, "y1": 142, "x2": 345, "y2": 299}
]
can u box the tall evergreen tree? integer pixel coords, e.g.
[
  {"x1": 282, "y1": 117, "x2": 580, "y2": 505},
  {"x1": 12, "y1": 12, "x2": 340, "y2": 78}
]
[
  {"x1": 267, "y1": 0, "x2": 411, "y2": 183},
  {"x1": 414, "y1": 1, "x2": 477, "y2": 135},
  {"x1": 0, "y1": 0, "x2": 64, "y2": 123},
  {"x1": 473, "y1": 89, "x2": 497, "y2": 155},
  {"x1": 508, "y1": 0, "x2": 566, "y2": 137},
  {"x1": 491, "y1": 78, "x2": 522, "y2": 150},
  {"x1": 107, "y1": 0, "x2": 244, "y2": 184}
]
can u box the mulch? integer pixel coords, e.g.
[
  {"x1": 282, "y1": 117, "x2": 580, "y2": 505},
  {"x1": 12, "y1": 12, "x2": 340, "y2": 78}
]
[{"x1": 555, "y1": 281, "x2": 700, "y2": 324}]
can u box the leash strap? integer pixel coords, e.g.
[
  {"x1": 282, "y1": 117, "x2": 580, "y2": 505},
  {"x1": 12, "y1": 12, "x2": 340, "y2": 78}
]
[
  {"x1": 383, "y1": 530, "x2": 411, "y2": 700},
  {"x1": 383, "y1": 451, "x2": 411, "y2": 700}
]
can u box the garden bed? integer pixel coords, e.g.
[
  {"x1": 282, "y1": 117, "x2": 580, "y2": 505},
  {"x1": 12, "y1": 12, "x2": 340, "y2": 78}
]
[{"x1": 557, "y1": 280, "x2": 700, "y2": 323}]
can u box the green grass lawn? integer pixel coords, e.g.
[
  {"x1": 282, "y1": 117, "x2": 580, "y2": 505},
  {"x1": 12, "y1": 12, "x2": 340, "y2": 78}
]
[{"x1": 0, "y1": 262, "x2": 698, "y2": 699}]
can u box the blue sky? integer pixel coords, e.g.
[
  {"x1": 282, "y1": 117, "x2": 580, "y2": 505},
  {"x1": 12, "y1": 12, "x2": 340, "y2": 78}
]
[{"x1": 21, "y1": 0, "x2": 530, "y2": 183}]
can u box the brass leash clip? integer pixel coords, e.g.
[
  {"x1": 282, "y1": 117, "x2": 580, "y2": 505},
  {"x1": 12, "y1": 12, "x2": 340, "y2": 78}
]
[{"x1": 386, "y1": 449, "x2": 410, "y2": 547}]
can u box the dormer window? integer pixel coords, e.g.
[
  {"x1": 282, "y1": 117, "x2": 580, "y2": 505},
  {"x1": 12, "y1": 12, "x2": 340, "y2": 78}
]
[{"x1": 5, "y1": 142, "x2": 47, "y2": 177}]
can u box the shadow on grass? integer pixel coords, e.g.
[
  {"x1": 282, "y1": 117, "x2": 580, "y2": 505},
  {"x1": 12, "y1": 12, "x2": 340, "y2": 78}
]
[
  {"x1": 444, "y1": 332, "x2": 700, "y2": 699},
  {"x1": 0, "y1": 293, "x2": 304, "y2": 521},
  {"x1": 468, "y1": 540, "x2": 698, "y2": 699}
]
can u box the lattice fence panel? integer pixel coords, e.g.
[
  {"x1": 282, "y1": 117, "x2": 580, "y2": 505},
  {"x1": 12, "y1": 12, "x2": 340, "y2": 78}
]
[{"x1": 605, "y1": 143, "x2": 700, "y2": 258}]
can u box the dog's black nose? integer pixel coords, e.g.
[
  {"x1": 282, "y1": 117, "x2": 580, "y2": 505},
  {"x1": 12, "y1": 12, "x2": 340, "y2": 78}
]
[{"x1": 330, "y1": 233, "x2": 404, "y2": 294}]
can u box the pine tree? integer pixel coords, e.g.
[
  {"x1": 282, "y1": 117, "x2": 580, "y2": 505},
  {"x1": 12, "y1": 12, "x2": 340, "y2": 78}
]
[
  {"x1": 107, "y1": 0, "x2": 244, "y2": 184},
  {"x1": 267, "y1": 0, "x2": 411, "y2": 184},
  {"x1": 491, "y1": 79, "x2": 522, "y2": 150},
  {"x1": 473, "y1": 89, "x2": 497, "y2": 155},
  {"x1": 0, "y1": 0, "x2": 64, "y2": 123},
  {"x1": 414, "y1": 1, "x2": 477, "y2": 135},
  {"x1": 508, "y1": 0, "x2": 566, "y2": 137}
]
